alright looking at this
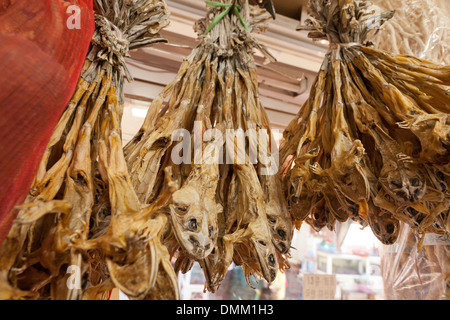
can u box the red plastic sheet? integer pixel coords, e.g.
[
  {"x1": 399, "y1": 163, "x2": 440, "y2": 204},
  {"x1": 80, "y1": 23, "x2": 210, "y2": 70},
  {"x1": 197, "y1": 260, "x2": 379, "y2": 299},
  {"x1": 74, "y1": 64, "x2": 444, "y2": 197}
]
[{"x1": 0, "y1": 0, "x2": 94, "y2": 245}]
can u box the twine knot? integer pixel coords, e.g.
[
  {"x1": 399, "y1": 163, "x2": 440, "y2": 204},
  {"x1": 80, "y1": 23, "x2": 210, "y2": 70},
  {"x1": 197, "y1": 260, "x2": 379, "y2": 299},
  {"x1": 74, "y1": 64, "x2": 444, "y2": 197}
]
[{"x1": 92, "y1": 15, "x2": 132, "y2": 79}]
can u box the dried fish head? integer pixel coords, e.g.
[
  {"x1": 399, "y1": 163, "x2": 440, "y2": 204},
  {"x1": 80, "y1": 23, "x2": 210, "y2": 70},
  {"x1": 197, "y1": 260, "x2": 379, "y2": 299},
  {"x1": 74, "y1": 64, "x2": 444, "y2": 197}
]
[
  {"x1": 292, "y1": 190, "x2": 320, "y2": 222},
  {"x1": 267, "y1": 216, "x2": 292, "y2": 254},
  {"x1": 329, "y1": 136, "x2": 369, "y2": 203},
  {"x1": 106, "y1": 240, "x2": 157, "y2": 299},
  {"x1": 260, "y1": 173, "x2": 293, "y2": 254},
  {"x1": 401, "y1": 198, "x2": 449, "y2": 235},
  {"x1": 199, "y1": 244, "x2": 225, "y2": 293},
  {"x1": 0, "y1": 0, "x2": 174, "y2": 300},
  {"x1": 335, "y1": 195, "x2": 363, "y2": 224},
  {"x1": 434, "y1": 206, "x2": 450, "y2": 234},
  {"x1": 380, "y1": 158, "x2": 426, "y2": 204},
  {"x1": 250, "y1": 236, "x2": 278, "y2": 283},
  {"x1": 169, "y1": 185, "x2": 216, "y2": 259},
  {"x1": 324, "y1": 188, "x2": 350, "y2": 223},
  {"x1": 231, "y1": 163, "x2": 279, "y2": 284},
  {"x1": 367, "y1": 200, "x2": 400, "y2": 245},
  {"x1": 287, "y1": 149, "x2": 318, "y2": 204},
  {"x1": 306, "y1": 198, "x2": 330, "y2": 231},
  {"x1": 287, "y1": 174, "x2": 302, "y2": 206}
]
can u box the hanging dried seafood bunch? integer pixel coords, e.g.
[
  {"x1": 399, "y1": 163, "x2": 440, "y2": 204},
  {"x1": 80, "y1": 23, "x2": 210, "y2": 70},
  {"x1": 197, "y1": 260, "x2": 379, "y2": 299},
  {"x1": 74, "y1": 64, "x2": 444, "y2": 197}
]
[
  {"x1": 124, "y1": 0, "x2": 293, "y2": 293},
  {"x1": 279, "y1": 0, "x2": 450, "y2": 248},
  {"x1": 371, "y1": 0, "x2": 450, "y2": 301},
  {"x1": 0, "y1": 0, "x2": 170, "y2": 300}
]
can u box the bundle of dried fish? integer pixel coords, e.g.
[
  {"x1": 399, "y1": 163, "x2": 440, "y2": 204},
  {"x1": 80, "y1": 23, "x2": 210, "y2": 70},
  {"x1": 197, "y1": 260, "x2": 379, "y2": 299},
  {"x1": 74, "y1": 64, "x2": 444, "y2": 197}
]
[
  {"x1": 280, "y1": 0, "x2": 449, "y2": 249},
  {"x1": 125, "y1": 0, "x2": 293, "y2": 293},
  {"x1": 0, "y1": 0, "x2": 170, "y2": 300}
]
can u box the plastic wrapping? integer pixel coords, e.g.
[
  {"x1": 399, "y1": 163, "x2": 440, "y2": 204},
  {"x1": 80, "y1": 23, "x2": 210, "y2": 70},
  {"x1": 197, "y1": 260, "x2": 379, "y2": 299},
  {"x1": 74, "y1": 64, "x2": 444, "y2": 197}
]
[
  {"x1": 380, "y1": 224, "x2": 449, "y2": 300},
  {"x1": 373, "y1": 0, "x2": 450, "y2": 65},
  {"x1": 372, "y1": 0, "x2": 450, "y2": 300}
]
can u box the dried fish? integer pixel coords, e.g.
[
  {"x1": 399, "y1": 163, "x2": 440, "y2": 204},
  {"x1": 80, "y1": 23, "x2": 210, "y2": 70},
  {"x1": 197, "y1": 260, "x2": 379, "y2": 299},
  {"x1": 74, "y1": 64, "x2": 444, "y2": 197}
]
[
  {"x1": 280, "y1": 0, "x2": 450, "y2": 247},
  {"x1": 125, "y1": 0, "x2": 292, "y2": 293},
  {"x1": 168, "y1": 136, "x2": 222, "y2": 260}
]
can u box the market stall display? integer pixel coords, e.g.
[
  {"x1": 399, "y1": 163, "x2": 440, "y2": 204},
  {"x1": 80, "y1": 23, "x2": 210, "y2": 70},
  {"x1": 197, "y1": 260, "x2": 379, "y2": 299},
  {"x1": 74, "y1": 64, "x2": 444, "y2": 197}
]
[
  {"x1": 279, "y1": 0, "x2": 449, "y2": 248},
  {"x1": 0, "y1": 0, "x2": 448, "y2": 301}
]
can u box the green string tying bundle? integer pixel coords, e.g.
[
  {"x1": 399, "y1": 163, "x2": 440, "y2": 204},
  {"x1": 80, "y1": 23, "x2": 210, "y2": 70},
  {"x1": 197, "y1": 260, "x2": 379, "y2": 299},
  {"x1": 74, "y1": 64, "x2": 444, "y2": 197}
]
[{"x1": 204, "y1": 1, "x2": 249, "y2": 35}]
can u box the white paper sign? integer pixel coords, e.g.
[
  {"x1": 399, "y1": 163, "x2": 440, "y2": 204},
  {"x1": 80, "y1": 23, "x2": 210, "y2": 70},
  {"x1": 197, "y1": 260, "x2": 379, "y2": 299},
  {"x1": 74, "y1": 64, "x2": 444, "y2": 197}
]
[{"x1": 302, "y1": 274, "x2": 337, "y2": 300}]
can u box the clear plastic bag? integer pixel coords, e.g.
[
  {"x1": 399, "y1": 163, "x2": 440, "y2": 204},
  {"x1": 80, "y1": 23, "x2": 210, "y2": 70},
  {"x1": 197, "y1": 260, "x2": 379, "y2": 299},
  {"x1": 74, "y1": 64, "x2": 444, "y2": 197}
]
[
  {"x1": 373, "y1": 0, "x2": 450, "y2": 65},
  {"x1": 380, "y1": 224, "x2": 449, "y2": 300}
]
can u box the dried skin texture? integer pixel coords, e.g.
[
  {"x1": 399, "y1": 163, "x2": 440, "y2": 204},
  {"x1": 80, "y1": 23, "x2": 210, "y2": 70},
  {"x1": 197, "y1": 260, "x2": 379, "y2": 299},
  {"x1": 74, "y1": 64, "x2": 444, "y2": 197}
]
[
  {"x1": 125, "y1": 1, "x2": 292, "y2": 293},
  {"x1": 169, "y1": 140, "x2": 222, "y2": 260},
  {"x1": 0, "y1": 0, "x2": 170, "y2": 300},
  {"x1": 367, "y1": 200, "x2": 400, "y2": 245},
  {"x1": 200, "y1": 163, "x2": 280, "y2": 292},
  {"x1": 280, "y1": 0, "x2": 450, "y2": 246},
  {"x1": 259, "y1": 171, "x2": 293, "y2": 254},
  {"x1": 229, "y1": 163, "x2": 279, "y2": 287}
]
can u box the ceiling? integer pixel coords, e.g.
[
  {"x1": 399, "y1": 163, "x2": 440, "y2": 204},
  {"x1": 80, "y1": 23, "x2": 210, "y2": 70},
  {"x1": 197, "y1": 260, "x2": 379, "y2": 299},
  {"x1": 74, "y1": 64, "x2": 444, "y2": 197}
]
[{"x1": 273, "y1": 0, "x2": 308, "y2": 20}]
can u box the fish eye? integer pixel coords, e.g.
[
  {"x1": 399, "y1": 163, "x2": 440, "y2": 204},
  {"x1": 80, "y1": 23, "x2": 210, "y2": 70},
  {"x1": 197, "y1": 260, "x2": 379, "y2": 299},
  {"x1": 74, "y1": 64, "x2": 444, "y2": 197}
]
[
  {"x1": 396, "y1": 190, "x2": 406, "y2": 199},
  {"x1": 187, "y1": 218, "x2": 198, "y2": 231},
  {"x1": 177, "y1": 205, "x2": 188, "y2": 212},
  {"x1": 268, "y1": 254, "x2": 275, "y2": 267},
  {"x1": 257, "y1": 240, "x2": 267, "y2": 246},
  {"x1": 390, "y1": 180, "x2": 403, "y2": 188},
  {"x1": 410, "y1": 177, "x2": 420, "y2": 187},
  {"x1": 386, "y1": 223, "x2": 395, "y2": 234},
  {"x1": 277, "y1": 228, "x2": 286, "y2": 239}
]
